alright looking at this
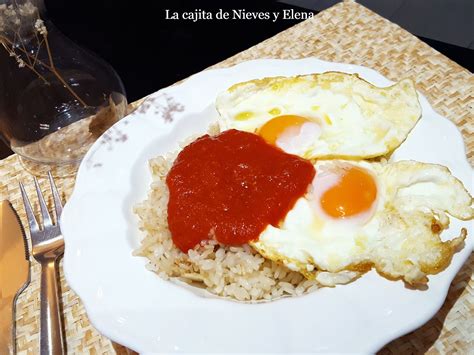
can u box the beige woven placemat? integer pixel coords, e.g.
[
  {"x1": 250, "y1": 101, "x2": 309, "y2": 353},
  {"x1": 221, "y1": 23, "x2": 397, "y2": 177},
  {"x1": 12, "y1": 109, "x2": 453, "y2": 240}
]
[{"x1": 1, "y1": 0, "x2": 472, "y2": 353}]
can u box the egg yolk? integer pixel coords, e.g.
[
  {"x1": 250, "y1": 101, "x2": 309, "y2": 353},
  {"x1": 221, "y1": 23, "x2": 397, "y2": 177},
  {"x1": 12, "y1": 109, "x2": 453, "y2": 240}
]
[
  {"x1": 321, "y1": 167, "x2": 377, "y2": 218},
  {"x1": 258, "y1": 115, "x2": 311, "y2": 145}
]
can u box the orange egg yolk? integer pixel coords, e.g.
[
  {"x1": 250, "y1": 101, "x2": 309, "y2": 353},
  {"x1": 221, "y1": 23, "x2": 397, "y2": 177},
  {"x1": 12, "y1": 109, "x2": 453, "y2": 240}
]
[
  {"x1": 320, "y1": 167, "x2": 377, "y2": 218},
  {"x1": 258, "y1": 115, "x2": 311, "y2": 145}
]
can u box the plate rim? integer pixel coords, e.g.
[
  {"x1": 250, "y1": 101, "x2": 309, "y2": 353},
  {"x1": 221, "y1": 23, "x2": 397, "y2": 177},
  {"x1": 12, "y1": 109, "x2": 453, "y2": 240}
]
[{"x1": 62, "y1": 57, "x2": 473, "y2": 353}]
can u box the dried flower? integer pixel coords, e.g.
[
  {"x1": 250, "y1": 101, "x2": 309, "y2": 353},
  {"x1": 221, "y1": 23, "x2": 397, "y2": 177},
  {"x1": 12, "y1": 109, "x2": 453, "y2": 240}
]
[
  {"x1": 1, "y1": 1, "x2": 42, "y2": 37},
  {"x1": 34, "y1": 18, "x2": 47, "y2": 35},
  {"x1": 4, "y1": 5, "x2": 14, "y2": 17},
  {"x1": 18, "y1": 2, "x2": 36, "y2": 17},
  {"x1": 0, "y1": 4, "x2": 20, "y2": 34},
  {"x1": 0, "y1": 1, "x2": 86, "y2": 106}
]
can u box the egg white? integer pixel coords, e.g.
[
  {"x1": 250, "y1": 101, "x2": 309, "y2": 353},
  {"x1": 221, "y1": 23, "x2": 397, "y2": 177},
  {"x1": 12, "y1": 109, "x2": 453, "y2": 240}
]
[
  {"x1": 251, "y1": 160, "x2": 473, "y2": 285},
  {"x1": 216, "y1": 72, "x2": 422, "y2": 159}
]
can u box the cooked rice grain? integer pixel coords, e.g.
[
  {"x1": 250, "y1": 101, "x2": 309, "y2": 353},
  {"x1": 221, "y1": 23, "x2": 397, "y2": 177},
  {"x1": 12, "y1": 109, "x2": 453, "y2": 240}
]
[{"x1": 133, "y1": 149, "x2": 319, "y2": 302}]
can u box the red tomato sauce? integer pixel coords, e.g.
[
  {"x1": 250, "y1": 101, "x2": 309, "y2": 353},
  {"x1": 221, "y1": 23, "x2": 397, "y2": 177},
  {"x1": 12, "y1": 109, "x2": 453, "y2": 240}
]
[{"x1": 166, "y1": 129, "x2": 316, "y2": 252}]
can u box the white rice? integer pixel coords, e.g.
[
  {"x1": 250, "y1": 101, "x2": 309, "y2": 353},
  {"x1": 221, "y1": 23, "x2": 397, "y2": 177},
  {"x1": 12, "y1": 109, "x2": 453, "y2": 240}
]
[{"x1": 133, "y1": 132, "x2": 320, "y2": 302}]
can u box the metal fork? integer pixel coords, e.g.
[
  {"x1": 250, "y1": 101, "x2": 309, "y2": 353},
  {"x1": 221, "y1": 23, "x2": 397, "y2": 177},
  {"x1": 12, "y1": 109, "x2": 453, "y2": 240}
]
[{"x1": 19, "y1": 172, "x2": 65, "y2": 355}]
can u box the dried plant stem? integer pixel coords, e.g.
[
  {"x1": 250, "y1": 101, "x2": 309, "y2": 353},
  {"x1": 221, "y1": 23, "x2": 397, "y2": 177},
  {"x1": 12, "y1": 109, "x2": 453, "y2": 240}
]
[
  {"x1": 32, "y1": 37, "x2": 44, "y2": 66},
  {"x1": 20, "y1": 39, "x2": 33, "y2": 67},
  {"x1": 1, "y1": 35, "x2": 51, "y2": 70},
  {"x1": 1, "y1": 41, "x2": 49, "y2": 84},
  {"x1": 14, "y1": 20, "x2": 34, "y2": 68},
  {"x1": 0, "y1": 34, "x2": 88, "y2": 108},
  {"x1": 22, "y1": 61, "x2": 48, "y2": 84},
  {"x1": 43, "y1": 35, "x2": 88, "y2": 107}
]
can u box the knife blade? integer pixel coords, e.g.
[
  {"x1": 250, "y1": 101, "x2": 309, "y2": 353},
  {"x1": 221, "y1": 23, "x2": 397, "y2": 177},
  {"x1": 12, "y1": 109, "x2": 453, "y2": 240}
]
[{"x1": 0, "y1": 200, "x2": 30, "y2": 354}]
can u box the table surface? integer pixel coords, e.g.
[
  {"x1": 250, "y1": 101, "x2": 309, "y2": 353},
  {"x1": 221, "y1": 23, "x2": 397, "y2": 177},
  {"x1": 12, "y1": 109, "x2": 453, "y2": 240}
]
[{"x1": 1, "y1": 1, "x2": 473, "y2": 353}]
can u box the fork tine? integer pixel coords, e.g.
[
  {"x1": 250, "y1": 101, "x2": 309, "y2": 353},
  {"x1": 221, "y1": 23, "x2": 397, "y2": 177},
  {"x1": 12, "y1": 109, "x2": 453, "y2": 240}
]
[
  {"x1": 19, "y1": 181, "x2": 40, "y2": 233},
  {"x1": 48, "y1": 171, "x2": 63, "y2": 222},
  {"x1": 33, "y1": 176, "x2": 53, "y2": 227}
]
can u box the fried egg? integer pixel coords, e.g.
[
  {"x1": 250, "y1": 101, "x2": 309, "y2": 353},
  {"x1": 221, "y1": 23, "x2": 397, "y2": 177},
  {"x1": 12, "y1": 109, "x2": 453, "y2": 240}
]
[
  {"x1": 251, "y1": 160, "x2": 473, "y2": 285},
  {"x1": 216, "y1": 72, "x2": 422, "y2": 159}
]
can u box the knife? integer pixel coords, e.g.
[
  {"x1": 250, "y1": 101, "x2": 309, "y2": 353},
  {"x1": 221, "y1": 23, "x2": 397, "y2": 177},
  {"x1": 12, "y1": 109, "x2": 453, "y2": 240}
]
[{"x1": 0, "y1": 200, "x2": 30, "y2": 354}]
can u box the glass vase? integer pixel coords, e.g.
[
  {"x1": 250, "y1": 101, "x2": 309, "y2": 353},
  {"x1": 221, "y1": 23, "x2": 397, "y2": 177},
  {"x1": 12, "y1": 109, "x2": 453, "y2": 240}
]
[{"x1": 0, "y1": 0, "x2": 127, "y2": 174}]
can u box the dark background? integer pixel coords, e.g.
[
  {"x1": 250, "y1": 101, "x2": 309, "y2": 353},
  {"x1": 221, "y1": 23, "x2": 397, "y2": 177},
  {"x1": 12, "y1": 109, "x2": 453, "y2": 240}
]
[
  {"x1": 0, "y1": 0, "x2": 472, "y2": 158},
  {"x1": 45, "y1": 0, "x2": 473, "y2": 102},
  {"x1": 46, "y1": 0, "x2": 312, "y2": 102}
]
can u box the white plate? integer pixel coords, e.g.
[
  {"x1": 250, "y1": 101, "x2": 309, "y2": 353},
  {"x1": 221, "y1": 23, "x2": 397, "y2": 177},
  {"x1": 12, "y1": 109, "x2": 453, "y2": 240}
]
[{"x1": 61, "y1": 58, "x2": 473, "y2": 354}]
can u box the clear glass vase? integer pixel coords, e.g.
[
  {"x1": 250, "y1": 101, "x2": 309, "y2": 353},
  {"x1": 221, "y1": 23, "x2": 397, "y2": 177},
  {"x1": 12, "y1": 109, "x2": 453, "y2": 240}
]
[{"x1": 0, "y1": 0, "x2": 127, "y2": 173}]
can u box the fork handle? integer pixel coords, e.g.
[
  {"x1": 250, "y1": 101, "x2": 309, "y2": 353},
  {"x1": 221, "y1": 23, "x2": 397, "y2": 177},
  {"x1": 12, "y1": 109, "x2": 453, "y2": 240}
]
[{"x1": 40, "y1": 259, "x2": 65, "y2": 355}]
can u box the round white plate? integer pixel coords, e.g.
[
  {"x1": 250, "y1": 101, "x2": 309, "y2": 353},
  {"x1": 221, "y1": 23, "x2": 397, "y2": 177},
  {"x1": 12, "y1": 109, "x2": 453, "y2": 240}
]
[{"x1": 61, "y1": 58, "x2": 473, "y2": 354}]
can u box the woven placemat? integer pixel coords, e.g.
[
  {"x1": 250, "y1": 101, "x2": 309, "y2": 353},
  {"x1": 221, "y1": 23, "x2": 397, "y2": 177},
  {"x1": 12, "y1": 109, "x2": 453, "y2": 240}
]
[{"x1": 1, "y1": 0, "x2": 472, "y2": 353}]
